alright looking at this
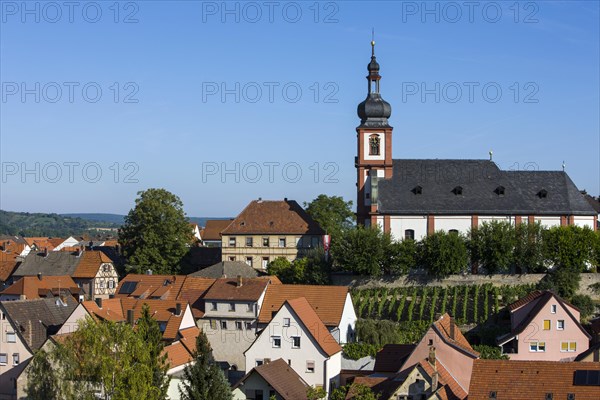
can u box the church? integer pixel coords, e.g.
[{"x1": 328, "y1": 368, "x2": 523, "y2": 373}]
[{"x1": 355, "y1": 41, "x2": 597, "y2": 241}]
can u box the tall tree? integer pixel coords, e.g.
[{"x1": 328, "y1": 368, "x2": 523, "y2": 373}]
[
  {"x1": 179, "y1": 330, "x2": 232, "y2": 400},
  {"x1": 331, "y1": 226, "x2": 388, "y2": 276},
  {"x1": 513, "y1": 222, "x2": 544, "y2": 273},
  {"x1": 468, "y1": 221, "x2": 515, "y2": 275},
  {"x1": 419, "y1": 231, "x2": 469, "y2": 278},
  {"x1": 119, "y1": 188, "x2": 193, "y2": 274},
  {"x1": 304, "y1": 195, "x2": 354, "y2": 239},
  {"x1": 136, "y1": 304, "x2": 170, "y2": 398}
]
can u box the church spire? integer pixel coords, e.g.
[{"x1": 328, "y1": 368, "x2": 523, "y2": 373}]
[{"x1": 357, "y1": 37, "x2": 391, "y2": 128}]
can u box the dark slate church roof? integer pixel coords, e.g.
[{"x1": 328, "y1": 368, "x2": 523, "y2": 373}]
[{"x1": 377, "y1": 159, "x2": 596, "y2": 216}]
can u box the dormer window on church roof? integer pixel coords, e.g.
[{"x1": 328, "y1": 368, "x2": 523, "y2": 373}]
[{"x1": 412, "y1": 185, "x2": 423, "y2": 195}]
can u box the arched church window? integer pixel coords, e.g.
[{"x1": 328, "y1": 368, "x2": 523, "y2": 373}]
[
  {"x1": 369, "y1": 134, "x2": 380, "y2": 156},
  {"x1": 404, "y1": 229, "x2": 415, "y2": 240}
]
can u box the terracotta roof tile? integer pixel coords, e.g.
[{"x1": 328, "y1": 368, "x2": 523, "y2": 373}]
[
  {"x1": 433, "y1": 314, "x2": 479, "y2": 357},
  {"x1": 82, "y1": 298, "x2": 126, "y2": 322},
  {"x1": 179, "y1": 326, "x2": 200, "y2": 354},
  {"x1": 374, "y1": 344, "x2": 416, "y2": 372},
  {"x1": 73, "y1": 250, "x2": 113, "y2": 278},
  {"x1": 469, "y1": 360, "x2": 600, "y2": 400},
  {"x1": 346, "y1": 376, "x2": 399, "y2": 400},
  {"x1": 163, "y1": 342, "x2": 193, "y2": 368},
  {"x1": 234, "y1": 358, "x2": 308, "y2": 400},
  {"x1": 201, "y1": 219, "x2": 233, "y2": 241},
  {"x1": 204, "y1": 278, "x2": 269, "y2": 301},
  {"x1": 507, "y1": 290, "x2": 545, "y2": 311},
  {"x1": 0, "y1": 251, "x2": 20, "y2": 281},
  {"x1": 419, "y1": 359, "x2": 467, "y2": 399},
  {"x1": 221, "y1": 200, "x2": 324, "y2": 235},
  {"x1": 116, "y1": 274, "x2": 187, "y2": 300},
  {"x1": 0, "y1": 275, "x2": 80, "y2": 299},
  {"x1": 286, "y1": 297, "x2": 341, "y2": 357},
  {"x1": 258, "y1": 284, "x2": 349, "y2": 326},
  {"x1": 176, "y1": 277, "x2": 216, "y2": 318}
]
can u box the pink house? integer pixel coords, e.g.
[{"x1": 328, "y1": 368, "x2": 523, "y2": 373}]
[
  {"x1": 399, "y1": 313, "x2": 479, "y2": 395},
  {"x1": 497, "y1": 290, "x2": 591, "y2": 361}
]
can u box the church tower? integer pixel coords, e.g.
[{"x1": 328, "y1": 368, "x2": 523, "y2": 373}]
[{"x1": 356, "y1": 40, "x2": 393, "y2": 226}]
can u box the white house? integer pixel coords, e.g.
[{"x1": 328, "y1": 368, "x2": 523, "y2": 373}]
[{"x1": 245, "y1": 297, "x2": 342, "y2": 395}]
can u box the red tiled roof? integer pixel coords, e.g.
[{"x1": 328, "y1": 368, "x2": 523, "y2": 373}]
[
  {"x1": 221, "y1": 200, "x2": 324, "y2": 235},
  {"x1": 0, "y1": 251, "x2": 20, "y2": 281},
  {"x1": 163, "y1": 342, "x2": 193, "y2": 369},
  {"x1": 179, "y1": 326, "x2": 200, "y2": 355},
  {"x1": 204, "y1": 278, "x2": 268, "y2": 301},
  {"x1": 507, "y1": 290, "x2": 545, "y2": 311},
  {"x1": 258, "y1": 284, "x2": 349, "y2": 326},
  {"x1": 0, "y1": 275, "x2": 80, "y2": 299},
  {"x1": 419, "y1": 359, "x2": 467, "y2": 399},
  {"x1": 374, "y1": 344, "x2": 416, "y2": 372},
  {"x1": 116, "y1": 274, "x2": 187, "y2": 300},
  {"x1": 201, "y1": 219, "x2": 233, "y2": 241},
  {"x1": 469, "y1": 360, "x2": 600, "y2": 400},
  {"x1": 234, "y1": 359, "x2": 309, "y2": 400},
  {"x1": 82, "y1": 298, "x2": 126, "y2": 322},
  {"x1": 73, "y1": 250, "x2": 113, "y2": 278},
  {"x1": 433, "y1": 314, "x2": 479, "y2": 357},
  {"x1": 176, "y1": 277, "x2": 216, "y2": 318},
  {"x1": 286, "y1": 297, "x2": 341, "y2": 357}
]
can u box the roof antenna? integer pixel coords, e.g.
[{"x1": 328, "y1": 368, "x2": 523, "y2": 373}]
[
  {"x1": 562, "y1": 161, "x2": 565, "y2": 171},
  {"x1": 489, "y1": 150, "x2": 493, "y2": 161}
]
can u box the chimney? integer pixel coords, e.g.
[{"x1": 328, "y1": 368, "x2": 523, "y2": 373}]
[
  {"x1": 428, "y1": 346, "x2": 436, "y2": 366},
  {"x1": 95, "y1": 297, "x2": 103, "y2": 309},
  {"x1": 175, "y1": 303, "x2": 181, "y2": 316},
  {"x1": 43, "y1": 247, "x2": 48, "y2": 257},
  {"x1": 127, "y1": 309, "x2": 134, "y2": 326},
  {"x1": 429, "y1": 346, "x2": 438, "y2": 391},
  {"x1": 146, "y1": 269, "x2": 153, "y2": 275},
  {"x1": 449, "y1": 318, "x2": 455, "y2": 340},
  {"x1": 237, "y1": 275, "x2": 243, "y2": 287},
  {"x1": 284, "y1": 197, "x2": 288, "y2": 202},
  {"x1": 37, "y1": 272, "x2": 42, "y2": 281}
]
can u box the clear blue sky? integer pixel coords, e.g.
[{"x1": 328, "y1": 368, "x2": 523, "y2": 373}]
[{"x1": 1, "y1": 1, "x2": 599, "y2": 217}]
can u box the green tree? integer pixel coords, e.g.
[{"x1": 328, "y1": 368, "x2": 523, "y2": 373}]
[
  {"x1": 307, "y1": 386, "x2": 327, "y2": 400},
  {"x1": 570, "y1": 294, "x2": 596, "y2": 321},
  {"x1": 542, "y1": 226, "x2": 596, "y2": 271},
  {"x1": 419, "y1": 231, "x2": 469, "y2": 278},
  {"x1": 304, "y1": 194, "x2": 354, "y2": 239},
  {"x1": 136, "y1": 304, "x2": 170, "y2": 398},
  {"x1": 179, "y1": 330, "x2": 232, "y2": 400},
  {"x1": 347, "y1": 383, "x2": 380, "y2": 400},
  {"x1": 384, "y1": 238, "x2": 417, "y2": 275},
  {"x1": 119, "y1": 188, "x2": 193, "y2": 275},
  {"x1": 330, "y1": 385, "x2": 350, "y2": 400},
  {"x1": 468, "y1": 221, "x2": 515, "y2": 275},
  {"x1": 27, "y1": 317, "x2": 162, "y2": 400},
  {"x1": 25, "y1": 348, "x2": 75, "y2": 400},
  {"x1": 331, "y1": 226, "x2": 387, "y2": 276},
  {"x1": 513, "y1": 222, "x2": 545, "y2": 273}
]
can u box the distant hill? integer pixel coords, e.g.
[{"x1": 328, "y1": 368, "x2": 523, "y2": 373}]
[
  {"x1": 0, "y1": 210, "x2": 119, "y2": 237},
  {"x1": 62, "y1": 213, "x2": 230, "y2": 228}
]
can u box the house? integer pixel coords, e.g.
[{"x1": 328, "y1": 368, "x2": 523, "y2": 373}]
[
  {"x1": 201, "y1": 276, "x2": 274, "y2": 370},
  {"x1": 0, "y1": 275, "x2": 82, "y2": 301},
  {"x1": 354, "y1": 42, "x2": 597, "y2": 237},
  {"x1": 176, "y1": 276, "x2": 217, "y2": 319},
  {"x1": 0, "y1": 236, "x2": 31, "y2": 257},
  {"x1": 348, "y1": 350, "x2": 467, "y2": 399},
  {"x1": 497, "y1": 290, "x2": 591, "y2": 360},
  {"x1": 232, "y1": 358, "x2": 309, "y2": 400},
  {"x1": 11, "y1": 249, "x2": 119, "y2": 299},
  {"x1": 188, "y1": 261, "x2": 266, "y2": 279},
  {"x1": 257, "y1": 284, "x2": 357, "y2": 344},
  {"x1": 399, "y1": 313, "x2": 479, "y2": 395},
  {"x1": 0, "y1": 297, "x2": 77, "y2": 398},
  {"x1": 575, "y1": 343, "x2": 600, "y2": 362},
  {"x1": 244, "y1": 297, "x2": 342, "y2": 395},
  {"x1": 0, "y1": 251, "x2": 21, "y2": 288},
  {"x1": 23, "y1": 236, "x2": 80, "y2": 252},
  {"x1": 220, "y1": 199, "x2": 325, "y2": 269},
  {"x1": 468, "y1": 360, "x2": 600, "y2": 399},
  {"x1": 164, "y1": 327, "x2": 198, "y2": 400},
  {"x1": 190, "y1": 223, "x2": 202, "y2": 242},
  {"x1": 201, "y1": 219, "x2": 234, "y2": 247}
]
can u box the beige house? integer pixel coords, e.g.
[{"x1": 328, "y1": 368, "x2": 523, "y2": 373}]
[{"x1": 220, "y1": 199, "x2": 325, "y2": 269}]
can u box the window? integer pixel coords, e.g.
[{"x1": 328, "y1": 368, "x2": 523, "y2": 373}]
[
  {"x1": 245, "y1": 322, "x2": 252, "y2": 330},
  {"x1": 263, "y1": 237, "x2": 269, "y2": 247},
  {"x1": 272, "y1": 336, "x2": 281, "y2": 348},
  {"x1": 228, "y1": 256, "x2": 235, "y2": 261},
  {"x1": 245, "y1": 257, "x2": 252, "y2": 267},
  {"x1": 288, "y1": 359, "x2": 292, "y2": 366},
  {"x1": 292, "y1": 336, "x2": 301, "y2": 348},
  {"x1": 561, "y1": 342, "x2": 577, "y2": 352},
  {"x1": 452, "y1": 186, "x2": 463, "y2": 195},
  {"x1": 12, "y1": 353, "x2": 19, "y2": 365},
  {"x1": 279, "y1": 238, "x2": 286, "y2": 247},
  {"x1": 229, "y1": 303, "x2": 235, "y2": 312},
  {"x1": 229, "y1": 237, "x2": 236, "y2": 247},
  {"x1": 551, "y1": 304, "x2": 557, "y2": 314},
  {"x1": 543, "y1": 320, "x2": 551, "y2": 330},
  {"x1": 567, "y1": 394, "x2": 575, "y2": 400},
  {"x1": 283, "y1": 318, "x2": 290, "y2": 327},
  {"x1": 6, "y1": 332, "x2": 16, "y2": 343},
  {"x1": 102, "y1": 264, "x2": 110, "y2": 272},
  {"x1": 306, "y1": 360, "x2": 315, "y2": 373},
  {"x1": 489, "y1": 392, "x2": 497, "y2": 399},
  {"x1": 545, "y1": 394, "x2": 553, "y2": 400},
  {"x1": 245, "y1": 237, "x2": 253, "y2": 247},
  {"x1": 311, "y1": 236, "x2": 319, "y2": 248},
  {"x1": 235, "y1": 321, "x2": 242, "y2": 330},
  {"x1": 211, "y1": 302, "x2": 217, "y2": 311},
  {"x1": 255, "y1": 360, "x2": 263, "y2": 367},
  {"x1": 0, "y1": 354, "x2": 7, "y2": 365},
  {"x1": 262, "y1": 257, "x2": 269, "y2": 269},
  {"x1": 108, "y1": 280, "x2": 115, "y2": 289},
  {"x1": 369, "y1": 134, "x2": 380, "y2": 156},
  {"x1": 254, "y1": 390, "x2": 264, "y2": 399},
  {"x1": 557, "y1": 320, "x2": 565, "y2": 330},
  {"x1": 412, "y1": 185, "x2": 423, "y2": 195},
  {"x1": 428, "y1": 339, "x2": 433, "y2": 346},
  {"x1": 210, "y1": 320, "x2": 217, "y2": 330},
  {"x1": 405, "y1": 229, "x2": 415, "y2": 240},
  {"x1": 99, "y1": 281, "x2": 105, "y2": 289},
  {"x1": 494, "y1": 186, "x2": 505, "y2": 196},
  {"x1": 247, "y1": 303, "x2": 253, "y2": 312},
  {"x1": 530, "y1": 342, "x2": 546, "y2": 352},
  {"x1": 221, "y1": 321, "x2": 227, "y2": 330},
  {"x1": 448, "y1": 229, "x2": 459, "y2": 235}
]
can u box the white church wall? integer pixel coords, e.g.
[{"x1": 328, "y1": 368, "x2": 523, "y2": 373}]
[
  {"x1": 434, "y1": 216, "x2": 471, "y2": 235},
  {"x1": 573, "y1": 216, "x2": 595, "y2": 229},
  {"x1": 535, "y1": 216, "x2": 561, "y2": 228},
  {"x1": 390, "y1": 216, "x2": 428, "y2": 241}
]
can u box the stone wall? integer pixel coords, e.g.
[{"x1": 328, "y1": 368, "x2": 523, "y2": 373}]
[{"x1": 332, "y1": 273, "x2": 600, "y2": 300}]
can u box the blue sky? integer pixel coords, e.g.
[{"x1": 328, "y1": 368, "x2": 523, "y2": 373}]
[{"x1": 1, "y1": 0, "x2": 599, "y2": 217}]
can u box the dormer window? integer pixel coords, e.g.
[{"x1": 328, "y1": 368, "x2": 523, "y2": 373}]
[
  {"x1": 412, "y1": 185, "x2": 423, "y2": 195},
  {"x1": 538, "y1": 189, "x2": 548, "y2": 199},
  {"x1": 369, "y1": 134, "x2": 380, "y2": 156},
  {"x1": 452, "y1": 186, "x2": 463, "y2": 196},
  {"x1": 495, "y1": 186, "x2": 505, "y2": 196},
  {"x1": 489, "y1": 392, "x2": 497, "y2": 399}
]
